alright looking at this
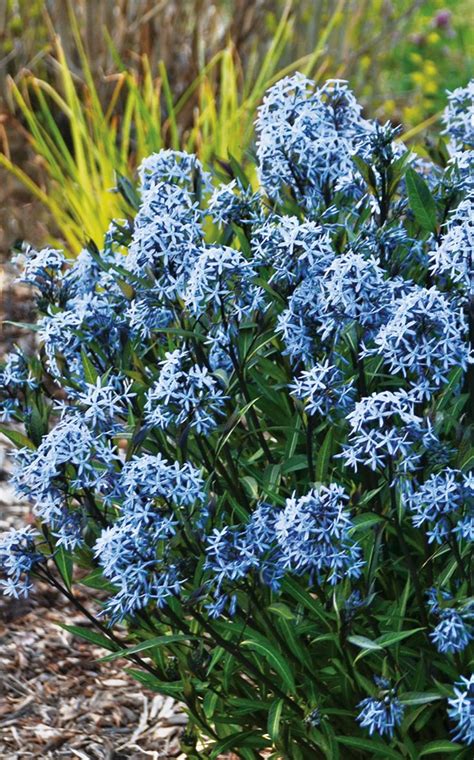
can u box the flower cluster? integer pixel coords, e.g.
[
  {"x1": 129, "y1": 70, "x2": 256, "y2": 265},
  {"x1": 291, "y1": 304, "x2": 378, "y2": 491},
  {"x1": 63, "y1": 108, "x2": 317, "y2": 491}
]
[
  {"x1": 448, "y1": 674, "x2": 474, "y2": 745},
  {"x1": 256, "y1": 75, "x2": 371, "y2": 210},
  {"x1": 144, "y1": 349, "x2": 228, "y2": 435},
  {"x1": 0, "y1": 527, "x2": 43, "y2": 598},
  {"x1": 357, "y1": 678, "x2": 405, "y2": 739},
  {"x1": 427, "y1": 589, "x2": 474, "y2": 654},
  {"x1": 341, "y1": 390, "x2": 436, "y2": 474},
  {"x1": 1, "y1": 75, "x2": 473, "y2": 751},
  {"x1": 405, "y1": 469, "x2": 474, "y2": 543},
  {"x1": 290, "y1": 360, "x2": 355, "y2": 419}
]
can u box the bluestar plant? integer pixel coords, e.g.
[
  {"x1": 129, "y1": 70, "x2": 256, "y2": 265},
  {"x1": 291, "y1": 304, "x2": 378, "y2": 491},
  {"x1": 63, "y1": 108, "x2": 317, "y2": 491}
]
[{"x1": 1, "y1": 76, "x2": 473, "y2": 757}]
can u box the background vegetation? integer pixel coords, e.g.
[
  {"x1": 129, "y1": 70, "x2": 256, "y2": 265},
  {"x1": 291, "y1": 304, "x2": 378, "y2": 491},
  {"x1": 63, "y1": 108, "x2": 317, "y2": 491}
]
[{"x1": 0, "y1": 0, "x2": 472, "y2": 253}]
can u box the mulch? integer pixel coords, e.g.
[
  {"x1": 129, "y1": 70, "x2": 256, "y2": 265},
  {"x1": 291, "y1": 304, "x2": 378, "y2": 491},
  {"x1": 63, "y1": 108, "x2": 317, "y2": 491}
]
[{"x1": 0, "y1": 585, "x2": 187, "y2": 759}]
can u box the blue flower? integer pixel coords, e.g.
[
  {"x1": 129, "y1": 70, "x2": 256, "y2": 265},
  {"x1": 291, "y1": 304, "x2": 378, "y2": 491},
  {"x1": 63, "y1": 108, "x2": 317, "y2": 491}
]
[
  {"x1": 443, "y1": 81, "x2": 474, "y2": 151},
  {"x1": 405, "y1": 469, "x2": 473, "y2": 544},
  {"x1": 144, "y1": 348, "x2": 228, "y2": 435},
  {"x1": 273, "y1": 485, "x2": 363, "y2": 584},
  {"x1": 137, "y1": 149, "x2": 211, "y2": 193},
  {"x1": 94, "y1": 513, "x2": 181, "y2": 624},
  {"x1": 126, "y1": 180, "x2": 203, "y2": 299},
  {"x1": 289, "y1": 359, "x2": 355, "y2": 419},
  {"x1": 447, "y1": 673, "x2": 474, "y2": 745},
  {"x1": 256, "y1": 75, "x2": 371, "y2": 210},
  {"x1": 38, "y1": 291, "x2": 126, "y2": 379},
  {"x1": 363, "y1": 285, "x2": 470, "y2": 399},
  {"x1": 184, "y1": 245, "x2": 265, "y2": 321},
  {"x1": 11, "y1": 417, "x2": 120, "y2": 547},
  {"x1": 252, "y1": 215, "x2": 334, "y2": 285},
  {"x1": 0, "y1": 351, "x2": 37, "y2": 390},
  {"x1": 116, "y1": 452, "x2": 206, "y2": 510},
  {"x1": 277, "y1": 251, "x2": 394, "y2": 364},
  {"x1": 94, "y1": 453, "x2": 205, "y2": 623},
  {"x1": 357, "y1": 680, "x2": 404, "y2": 739},
  {"x1": 341, "y1": 390, "x2": 436, "y2": 474},
  {"x1": 125, "y1": 296, "x2": 174, "y2": 340},
  {"x1": 0, "y1": 527, "x2": 43, "y2": 598},
  {"x1": 208, "y1": 180, "x2": 262, "y2": 226},
  {"x1": 64, "y1": 376, "x2": 136, "y2": 432},
  {"x1": 429, "y1": 197, "x2": 474, "y2": 292},
  {"x1": 431, "y1": 608, "x2": 474, "y2": 654},
  {"x1": 15, "y1": 245, "x2": 65, "y2": 299}
]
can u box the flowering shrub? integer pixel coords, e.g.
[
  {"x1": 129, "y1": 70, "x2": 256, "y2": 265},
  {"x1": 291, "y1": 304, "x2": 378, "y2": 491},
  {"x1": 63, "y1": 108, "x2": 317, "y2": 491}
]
[{"x1": 1, "y1": 75, "x2": 473, "y2": 757}]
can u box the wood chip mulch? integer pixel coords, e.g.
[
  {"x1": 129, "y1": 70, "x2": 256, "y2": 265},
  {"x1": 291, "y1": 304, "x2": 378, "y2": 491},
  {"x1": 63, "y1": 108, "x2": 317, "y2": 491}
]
[{"x1": 0, "y1": 582, "x2": 190, "y2": 759}]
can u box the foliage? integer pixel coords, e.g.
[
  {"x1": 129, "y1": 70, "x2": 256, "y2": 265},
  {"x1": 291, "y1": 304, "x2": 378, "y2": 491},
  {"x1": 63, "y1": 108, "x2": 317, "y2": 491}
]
[{"x1": 0, "y1": 75, "x2": 473, "y2": 758}]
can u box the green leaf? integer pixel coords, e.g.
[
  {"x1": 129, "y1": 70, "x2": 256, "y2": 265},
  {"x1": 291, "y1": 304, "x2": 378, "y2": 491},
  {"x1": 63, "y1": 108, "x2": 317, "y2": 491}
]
[
  {"x1": 315, "y1": 427, "x2": 333, "y2": 482},
  {"x1": 399, "y1": 691, "x2": 443, "y2": 706},
  {"x1": 419, "y1": 740, "x2": 463, "y2": 756},
  {"x1": 405, "y1": 167, "x2": 437, "y2": 233},
  {"x1": 125, "y1": 668, "x2": 184, "y2": 697},
  {"x1": 336, "y1": 736, "x2": 404, "y2": 759},
  {"x1": 351, "y1": 513, "x2": 385, "y2": 532},
  {"x1": 375, "y1": 628, "x2": 425, "y2": 648},
  {"x1": 79, "y1": 568, "x2": 117, "y2": 592},
  {"x1": 281, "y1": 577, "x2": 332, "y2": 630},
  {"x1": 347, "y1": 635, "x2": 383, "y2": 651},
  {"x1": 267, "y1": 603, "x2": 296, "y2": 621},
  {"x1": 209, "y1": 730, "x2": 268, "y2": 758},
  {"x1": 54, "y1": 545, "x2": 73, "y2": 591},
  {"x1": 241, "y1": 639, "x2": 296, "y2": 694},
  {"x1": 0, "y1": 425, "x2": 36, "y2": 450},
  {"x1": 97, "y1": 633, "x2": 195, "y2": 662},
  {"x1": 58, "y1": 623, "x2": 119, "y2": 652},
  {"x1": 353, "y1": 155, "x2": 378, "y2": 194},
  {"x1": 81, "y1": 349, "x2": 99, "y2": 385},
  {"x1": 115, "y1": 172, "x2": 140, "y2": 209},
  {"x1": 267, "y1": 698, "x2": 284, "y2": 742}
]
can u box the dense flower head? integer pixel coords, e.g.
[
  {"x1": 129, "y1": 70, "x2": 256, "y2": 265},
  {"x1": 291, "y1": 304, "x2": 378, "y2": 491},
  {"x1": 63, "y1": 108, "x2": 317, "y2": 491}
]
[
  {"x1": 272, "y1": 485, "x2": 363, "y2": 583},
  {"x1": 443, "y1": 81, "x2": 474, "y2": 150},
  {"x1": 256, "y1": 74, "x2": 371, "y2": 210},
  {"x1": 11, "y1": 417, "x2": 119, "y2": 547},
  {"x1": 364, "y1": 285, "x2": 471, "y2": 399},
  {"x1": 251, "y1": 215, "x2": 334, "y2": 285},
  {"x1": 208, "y1": 180, "x2": 262, "y2": 226},
  {"x1": 115, "y1": 453, "x2": 206, "y2": 510},
  {"x1": 277, "y1": 251, "x2": 395, "y2": 363},
  {"x1": 137, "y1": 149, "x2": 211, "y2": 193},
  {"x1": 184, "y1": 245, "x2": 265, "y2": 320},
  {"x1": 38, "y1": 291, "x2": 126, "y2": 379},
  {"x1": 15, "y1": 245, "x2": 65, "y2": 298},
  {"x1": 144, "y1": 348, "x2": 228, "y2": 434},
  {"x1": 94, "y1": 453, "x2": 207, "y2": 623},
  {"x1": 0, "y1": 527, "x2": 42, "y2": 598},
  {"x1": 429, "y1": 196, "x2": 474, "y2": 291},
  {"x1": 357, "y1": 678, "x2": 405, "y2": 739},
  {"x1": 125, "y1": 179, "x2": 203, "y2": 298},
  {"x1": 94, "y1": 512, "x2": 181, "y2": 623},
  {"x1": 342, "y1": 390, "x2": 436, "y2": 474},
  {"x1": 404, "y1": 469, "x2": 474, "y2": 543},
  {"x1": 125, "y1": 296, "x2": 173, "y2": 340},
  {"x1": 431, "y1": 607, "x2": 474, "y2": 654},
  {"x1": 448, "y1": 673, "x2": 474, "y2": 745},
  {"x1": 289, "y1": 360, "x2": 355, "y2": 419},
  {"x1": 0, "y1": 351, "x2": 37, "y2": 390},
  {"x1": 64, "y1": 376, "x2": 136, "y2": 433}
]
